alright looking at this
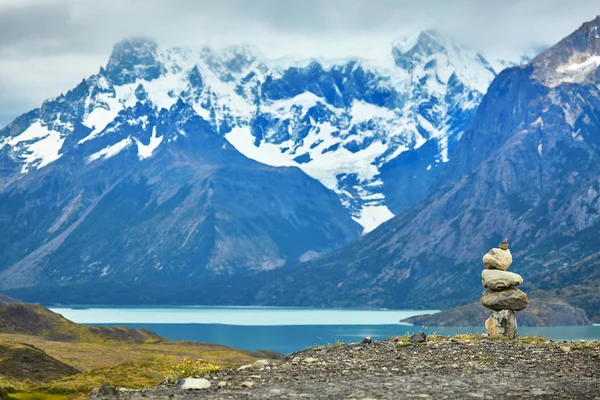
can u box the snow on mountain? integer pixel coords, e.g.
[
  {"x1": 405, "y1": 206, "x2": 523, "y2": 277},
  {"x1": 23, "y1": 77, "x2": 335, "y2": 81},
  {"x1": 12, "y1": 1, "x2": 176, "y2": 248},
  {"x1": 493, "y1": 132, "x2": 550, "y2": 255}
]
[{"x1": 0, "y1": 32, "x2": 523, "y2": 232}]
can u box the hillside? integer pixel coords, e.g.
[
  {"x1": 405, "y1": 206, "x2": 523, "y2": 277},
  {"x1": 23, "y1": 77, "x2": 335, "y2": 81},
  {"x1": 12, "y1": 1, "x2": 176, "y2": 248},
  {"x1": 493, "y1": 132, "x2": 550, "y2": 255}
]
[
  {"x1": 402, "y1": 299, "x2": 591, "y2": 327},
  {"x1": 0, "y1": 342, "x2": 79, "y2": 383},
  {"x1": 0, "y1": 304, "x2": 263, "y2": 397},
  {"x1": 0, "y1": 303, "x2": 162, "y2": 343}
]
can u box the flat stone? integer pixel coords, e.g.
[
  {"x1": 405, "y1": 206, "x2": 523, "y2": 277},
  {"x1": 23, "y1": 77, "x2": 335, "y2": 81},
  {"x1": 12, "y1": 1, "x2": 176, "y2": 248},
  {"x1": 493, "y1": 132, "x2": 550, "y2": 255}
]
[
  {"x1": 482, "y1": 269, "x2": 523, "y2": 291},
  {"x1": 482, "y1": 248, "x2": 513, "y2": 270},
  {"x1": 481, "y1": 288, "x2": 528, "y2": 311},
  {"x1": 241, "y1": 381, "x2": 254, "y2": 388},
  {"x1": 175, "y1": 378, "x2": 211, "y2": 390},
  {"x1": 485, "y1": 309, "x2": 518, "y2": 339},
  {"x1": 253, "y1": 359, "x2": 269, "y2": 367},
  {"x1": 302, "y1": 357, "x2": 319, "y2": 364}
]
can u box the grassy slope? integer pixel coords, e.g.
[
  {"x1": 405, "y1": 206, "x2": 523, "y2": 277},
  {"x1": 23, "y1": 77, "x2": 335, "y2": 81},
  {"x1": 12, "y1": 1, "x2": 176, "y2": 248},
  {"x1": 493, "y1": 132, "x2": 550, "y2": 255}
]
[
  {"x1": 0, "y1": 304, "x2": 162, "y2": 343},
  {"x1": 0, "y1": 333, "x2": 258, "y2": 394},
  {"x1": 0, "y1": 304, "x2": 260, "y2": 399}
]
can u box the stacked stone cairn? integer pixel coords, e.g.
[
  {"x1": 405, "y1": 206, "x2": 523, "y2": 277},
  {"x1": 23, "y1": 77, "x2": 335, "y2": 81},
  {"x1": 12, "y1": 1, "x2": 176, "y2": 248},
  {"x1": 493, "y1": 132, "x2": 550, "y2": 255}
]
[{"x1": 480, "y1": 238, "x2": 528, "y2": 339}]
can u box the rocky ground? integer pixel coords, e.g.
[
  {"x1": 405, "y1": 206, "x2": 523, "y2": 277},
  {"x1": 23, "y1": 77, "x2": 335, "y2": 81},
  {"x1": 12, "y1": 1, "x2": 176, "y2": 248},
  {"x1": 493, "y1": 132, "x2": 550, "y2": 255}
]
[{"x1": 90, "y1": 334, "x2": 600, "y2": 399}]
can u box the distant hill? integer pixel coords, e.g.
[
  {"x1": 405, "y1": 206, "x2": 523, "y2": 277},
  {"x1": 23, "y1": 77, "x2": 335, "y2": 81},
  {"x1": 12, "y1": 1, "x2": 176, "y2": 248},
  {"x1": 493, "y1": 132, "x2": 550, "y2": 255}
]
[
  {"x1": 0, "y1": 303, "x2": 163, "y2": 343},
  {"x1": 402, "y1": 299, "x2": 591, "y2": 327},
  {"x1": 0, "y1": 295, "x2": 20, "y2": 306}
]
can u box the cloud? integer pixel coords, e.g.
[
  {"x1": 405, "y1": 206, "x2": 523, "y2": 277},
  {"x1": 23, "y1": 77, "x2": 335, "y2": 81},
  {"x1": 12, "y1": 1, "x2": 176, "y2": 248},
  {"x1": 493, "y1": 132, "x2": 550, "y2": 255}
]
[{"x1": 0, "y1": 0, "x2": 598, "y2": 126}]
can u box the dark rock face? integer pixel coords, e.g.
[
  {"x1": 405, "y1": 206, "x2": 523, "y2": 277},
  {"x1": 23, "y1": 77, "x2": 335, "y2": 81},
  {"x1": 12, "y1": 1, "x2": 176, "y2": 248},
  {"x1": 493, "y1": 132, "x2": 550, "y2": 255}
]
[
  {"x1": 240, "y1": 17, "x2": 600, "y2": 318},
  {"x1": 105, "y1": 38, "x2": 166, "y2": 85}
]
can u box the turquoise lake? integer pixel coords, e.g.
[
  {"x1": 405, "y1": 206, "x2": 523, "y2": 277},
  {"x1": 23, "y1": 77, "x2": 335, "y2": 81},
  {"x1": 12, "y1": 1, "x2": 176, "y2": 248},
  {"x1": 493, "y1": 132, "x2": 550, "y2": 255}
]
[{"x1": 49, "y1": 306, "x2": 600, "y2": 354}]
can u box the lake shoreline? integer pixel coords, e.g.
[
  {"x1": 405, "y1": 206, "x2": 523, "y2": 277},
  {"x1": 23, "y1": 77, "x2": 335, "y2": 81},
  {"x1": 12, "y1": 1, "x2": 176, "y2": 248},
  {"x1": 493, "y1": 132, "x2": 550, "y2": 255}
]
[{"x1": 44, "y1": 306, "x2": 600, "y2": 353}]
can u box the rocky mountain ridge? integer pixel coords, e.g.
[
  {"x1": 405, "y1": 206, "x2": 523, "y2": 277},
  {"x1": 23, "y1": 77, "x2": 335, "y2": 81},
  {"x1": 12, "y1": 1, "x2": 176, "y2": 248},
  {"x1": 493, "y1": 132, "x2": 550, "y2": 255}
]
[
  {"x1": 0, "y1": 31, "x2": 521, "y2": 290},
  {"x1": 0, "y1": 31, "x2": 519, "y2": 231}
]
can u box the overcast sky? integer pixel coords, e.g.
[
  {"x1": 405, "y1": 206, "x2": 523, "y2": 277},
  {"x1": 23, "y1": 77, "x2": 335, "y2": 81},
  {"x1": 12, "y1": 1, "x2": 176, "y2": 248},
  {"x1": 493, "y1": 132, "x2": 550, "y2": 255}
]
[{"x1": 0, "y1": 0, "x2": 598, "y2": 126}]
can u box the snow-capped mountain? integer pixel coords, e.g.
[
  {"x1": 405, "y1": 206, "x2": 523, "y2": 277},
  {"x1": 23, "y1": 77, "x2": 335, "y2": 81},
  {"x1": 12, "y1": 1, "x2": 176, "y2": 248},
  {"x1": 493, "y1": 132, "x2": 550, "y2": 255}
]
[
  {"x1": 0, "y1": 31, "x2": 521, "y2": 234},
  {"x1": 231, "y1": 17, "x2": 600, "y2": 317}
]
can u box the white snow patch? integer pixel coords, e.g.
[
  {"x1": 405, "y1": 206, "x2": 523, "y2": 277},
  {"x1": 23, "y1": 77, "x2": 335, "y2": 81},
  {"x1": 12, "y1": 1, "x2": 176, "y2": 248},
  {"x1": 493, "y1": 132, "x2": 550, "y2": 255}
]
[
  {"x1": 531, "y1": 116, "x2": 544, "y2": 128},
  {"x1": 80, "y1": 84, "x2": 137, "y2": 144},
  {"x1": 301, "y1": 141, "x2": 388, "y2": 189},
  {"x1": 537, "y1": 142, "x2": 543, "y2": 156},
  {"x1": 128, "y1": 115, "x2": 149, "y2": 128},
  {"x1": 354, "y1": 205, "x2": 395, "y2": 234},
  {"x1": 87, "y1": 137, "x2": 133, "y2": 163},
  {"x1": 350, "y1": 101, "x2": 396, "y2": 124},
  {"x1": 7, "y1": 121, "x2": 65, "y2": 172},
  {"x1": 269, "y1": 92, "x2": 325, "y2": 112},
  {"x1": 438, "y1": 136, "x2": 449, "y2": 162},
  {"x1": 142, "y1": 73, "x2": 187, "y2": 111},
  {"x1": 225, "y1": 126, "x2": 293, "y2": 167},
  {"x1": 562, "y1": 55, "x2": 600, "y2": 72},
  {"x1": 225, "y1": 125, "x2": 397, "y2": 230},
  {"x1": 192, "y1": 103, "x2": 211, "y2": 120},
  {"x1": 134, "y1": 127, "x2": 163, "y2": 159}
]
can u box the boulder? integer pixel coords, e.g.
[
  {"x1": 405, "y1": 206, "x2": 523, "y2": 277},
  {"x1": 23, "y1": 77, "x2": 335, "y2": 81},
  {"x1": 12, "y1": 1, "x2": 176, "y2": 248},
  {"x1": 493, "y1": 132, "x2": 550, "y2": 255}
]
[
  {"x1": 481, "y1": 269, "x2": 523, "y2": 290},
  {"x1": 482, "y1": 248, "x2": 512, "y2": 270},
  {"x1": 409, "y1": 332, "x2": 427, "y2": 343},
  {"x1": 481, "y1": 288, "x2": 528, "y2": 311},
  {"x1": 175, "y1": 378, "x2": 211, "y2": 390},
  {"x1": 485, "y1": 310, "x2": 518, "y2": 339}
]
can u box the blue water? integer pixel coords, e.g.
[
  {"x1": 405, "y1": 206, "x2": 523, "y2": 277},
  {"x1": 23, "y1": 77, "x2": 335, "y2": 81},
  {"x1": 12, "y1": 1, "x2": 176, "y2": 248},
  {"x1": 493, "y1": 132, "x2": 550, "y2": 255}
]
[{"x1": 49, "y1": 306, "x2": 600, "y2": 354}]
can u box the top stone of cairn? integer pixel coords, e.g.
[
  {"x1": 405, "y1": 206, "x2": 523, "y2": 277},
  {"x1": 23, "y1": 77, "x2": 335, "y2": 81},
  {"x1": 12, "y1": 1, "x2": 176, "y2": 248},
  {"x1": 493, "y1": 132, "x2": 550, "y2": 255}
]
[{"x1": 482, "y1": 238, "x2": 512, "y2": 271}]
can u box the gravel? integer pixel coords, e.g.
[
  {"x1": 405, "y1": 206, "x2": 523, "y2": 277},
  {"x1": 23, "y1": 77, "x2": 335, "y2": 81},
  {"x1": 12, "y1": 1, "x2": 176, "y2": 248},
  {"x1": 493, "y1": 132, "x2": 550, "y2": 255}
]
[{"x1": 90, "y1": 335, "x2": 600, "y2": 399}]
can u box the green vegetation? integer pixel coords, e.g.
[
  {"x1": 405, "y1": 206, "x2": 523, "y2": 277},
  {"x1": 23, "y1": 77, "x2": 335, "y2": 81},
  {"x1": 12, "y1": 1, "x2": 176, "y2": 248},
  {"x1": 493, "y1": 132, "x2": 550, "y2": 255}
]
[
  {"x1": 11, "y1": 392, "x2": 70, "y2": 400},
  {"x1": 0, "y1": 304, "x2": 162, "y2": 343},
  {"x1": 164, "y1": 358, "x2": 220, "y2": 384},
  {"x1": 0, "y1": 304, "x2": 260, "y2": 399}
]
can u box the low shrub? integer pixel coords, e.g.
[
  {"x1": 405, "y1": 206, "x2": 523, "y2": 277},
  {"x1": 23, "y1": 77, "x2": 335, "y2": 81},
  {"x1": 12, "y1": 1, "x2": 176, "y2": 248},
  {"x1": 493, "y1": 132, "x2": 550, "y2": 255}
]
[{"x1": 164, "y1": 358, "x2": 220, "y2": 384}]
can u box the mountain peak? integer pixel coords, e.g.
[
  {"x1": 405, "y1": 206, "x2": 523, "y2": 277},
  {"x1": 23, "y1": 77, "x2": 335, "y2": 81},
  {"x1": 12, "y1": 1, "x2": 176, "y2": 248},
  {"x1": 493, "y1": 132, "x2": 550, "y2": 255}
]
[
  {"x1": 392, "y1": 30, "x2": 444, "y2": 55},
  {"x1": 531, "y1": 16, "x2": 600, "y2": 87},
  {"x1": 105, "y1": 37, "x2": 165, "y2": 85}
]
